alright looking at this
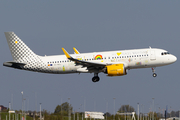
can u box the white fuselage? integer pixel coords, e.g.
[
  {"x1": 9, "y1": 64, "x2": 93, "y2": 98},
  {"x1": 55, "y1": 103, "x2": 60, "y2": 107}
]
[
  {"x1": 4, "y1": 32, "x2": 177, "y2": 82},
  {"x1": 39, "y1": 48, "x2": 176, "y2": 74}
]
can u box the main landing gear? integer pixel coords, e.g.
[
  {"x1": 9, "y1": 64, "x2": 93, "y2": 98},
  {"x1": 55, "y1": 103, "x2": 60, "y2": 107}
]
[
  {"x1": 152, "y1": 68, "x2": 157, "y2": 77},
  {"x1": 92, "y1": 73, "x2": 100, "y2": 82}
]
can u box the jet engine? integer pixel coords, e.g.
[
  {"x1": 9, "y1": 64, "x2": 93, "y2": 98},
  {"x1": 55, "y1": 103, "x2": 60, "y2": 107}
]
[{"x1": 104, "y1": 64, "x2": 127, "y2": 76}]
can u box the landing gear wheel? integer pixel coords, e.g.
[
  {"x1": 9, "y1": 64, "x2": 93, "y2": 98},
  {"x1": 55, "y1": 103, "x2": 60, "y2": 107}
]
[
  {"x1": 151, "y1": 68, "x2": 157, "y2": 77},
  {"x1": 92, "y1": 76, "x2": 100, "y2": 82},
  {"x1": 153, "y1": 73, "x2": 157, "y2": 77}
]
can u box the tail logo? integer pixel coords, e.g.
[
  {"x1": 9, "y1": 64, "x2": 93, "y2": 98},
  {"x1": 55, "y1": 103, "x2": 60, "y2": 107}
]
[{"x1": 15, "y1": 41, "x2": 18, "y2": 44}]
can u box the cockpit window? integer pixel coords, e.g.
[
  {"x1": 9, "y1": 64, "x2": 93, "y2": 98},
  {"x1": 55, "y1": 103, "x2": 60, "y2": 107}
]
[{"x1": 161, "y1": 52, "x2": 170, "y2": 55}]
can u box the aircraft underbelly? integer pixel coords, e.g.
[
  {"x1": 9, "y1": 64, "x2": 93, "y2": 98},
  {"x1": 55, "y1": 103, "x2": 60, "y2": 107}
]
[{"x1": 47, "y1": 63, "x2": 78, "y2": 73}]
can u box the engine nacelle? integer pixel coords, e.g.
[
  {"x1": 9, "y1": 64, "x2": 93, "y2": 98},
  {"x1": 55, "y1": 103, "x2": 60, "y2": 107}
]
[{"x1": 104, "y1": 64, "x2": 127, "y2": 76}]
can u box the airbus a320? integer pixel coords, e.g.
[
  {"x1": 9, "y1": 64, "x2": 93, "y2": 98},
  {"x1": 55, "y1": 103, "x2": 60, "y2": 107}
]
[{"x1": 3, "y1": 32, "x2": 177, "y2": 82}]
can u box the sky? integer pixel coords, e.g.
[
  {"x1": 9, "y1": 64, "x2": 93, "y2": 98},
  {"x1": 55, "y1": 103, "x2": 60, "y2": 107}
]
[{"x1": 0, "y1": 1, "x2": 180, "y2": 114}]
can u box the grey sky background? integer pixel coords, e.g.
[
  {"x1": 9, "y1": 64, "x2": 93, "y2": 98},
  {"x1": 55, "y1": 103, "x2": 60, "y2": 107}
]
[{"x1": 0, "y1": 1, "x2": 180, "y2": 114}]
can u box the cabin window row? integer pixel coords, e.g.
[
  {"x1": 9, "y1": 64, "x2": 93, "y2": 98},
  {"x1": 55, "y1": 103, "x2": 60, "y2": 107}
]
[
  {"x1": 81, "y1": 54, "x2": 149, "y2": 60},
  {"x1": 47, "y1": 54, "x2": 149, "y2": 64},
  {"x1": 111, "y1": 54, "x2": 148, "y2": 59},
  {"x1": 48, "y1": 60, "x2": 71, "y2": 64}
]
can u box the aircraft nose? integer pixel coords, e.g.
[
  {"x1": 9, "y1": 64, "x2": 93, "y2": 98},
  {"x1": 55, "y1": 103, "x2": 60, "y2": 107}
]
[{"x1": 170, "y1": 55, "x2": 177, "y2": 63}]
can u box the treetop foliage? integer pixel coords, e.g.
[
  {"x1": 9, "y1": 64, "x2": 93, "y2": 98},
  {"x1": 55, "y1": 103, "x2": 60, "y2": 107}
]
[
  {"x1": 54, "y1": 102, "x2": 73, "y2": 114},
  {"x1": 118, "y1": 105, "x2": 135, "y2": 113}
]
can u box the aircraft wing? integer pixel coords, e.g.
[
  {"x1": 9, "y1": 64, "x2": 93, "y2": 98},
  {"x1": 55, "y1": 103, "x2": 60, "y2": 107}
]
[{"x1": 62, "y1": 48, "x2": 107, "y2": 69}]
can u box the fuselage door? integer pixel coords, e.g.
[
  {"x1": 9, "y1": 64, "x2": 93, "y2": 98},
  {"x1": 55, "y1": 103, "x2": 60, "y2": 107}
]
[{"x1": 150, "y1": 50, "x2": 156, "y2": 60}]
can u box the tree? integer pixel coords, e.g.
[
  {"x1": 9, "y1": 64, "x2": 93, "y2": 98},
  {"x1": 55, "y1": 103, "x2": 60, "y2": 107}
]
[
  {"x1": 118, "y1": 105, "x2": 135, "y2": 113},
  {"x1": 54, "y1": 102, "x2": 73, "y2": 114},
  {"x1": 170, "y1": 111, "x2": 176, "y2": 117},
  {"x1": 104, "y1": 112, "x2": 111, "y2": 117}
]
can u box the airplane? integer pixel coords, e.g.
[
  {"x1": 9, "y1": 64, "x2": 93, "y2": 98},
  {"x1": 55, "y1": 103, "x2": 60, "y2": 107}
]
[{"x1": 3, "y1": 32, "x2": 177, "y2": 82}]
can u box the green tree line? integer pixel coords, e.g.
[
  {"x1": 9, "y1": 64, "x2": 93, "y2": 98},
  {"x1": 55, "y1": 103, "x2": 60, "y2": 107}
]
[{"x1": 1, "y1": 102, "x2": 179, "y2": 120}]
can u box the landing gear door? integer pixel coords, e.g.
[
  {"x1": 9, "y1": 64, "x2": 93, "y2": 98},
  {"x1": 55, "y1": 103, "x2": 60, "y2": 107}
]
[{"x1": 150, "y1": 50, "x2": 156, "y2": 60}]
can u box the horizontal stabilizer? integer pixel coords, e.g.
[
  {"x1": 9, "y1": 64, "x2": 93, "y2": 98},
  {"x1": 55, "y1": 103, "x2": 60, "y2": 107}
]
[{"x1": 3, "y1": 61, "x2": 26, "y2": 69}]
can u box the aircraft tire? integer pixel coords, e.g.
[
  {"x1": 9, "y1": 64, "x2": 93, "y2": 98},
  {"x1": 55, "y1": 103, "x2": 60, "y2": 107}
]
[
  {"x1": 153, "y1": 73, "x2": 157, "y2": 77},
  {"x1": 92, "y1": 76, "x2": 100, "y2": 82}
]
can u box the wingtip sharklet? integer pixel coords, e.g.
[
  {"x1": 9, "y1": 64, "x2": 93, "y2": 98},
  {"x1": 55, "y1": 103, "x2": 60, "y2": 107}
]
[
  {"x1": 62, "y1": 48, "x2": 71, "y2": 59},
  {"x1": 73, "y1": 47, "x2": 80, "y2": 54}
]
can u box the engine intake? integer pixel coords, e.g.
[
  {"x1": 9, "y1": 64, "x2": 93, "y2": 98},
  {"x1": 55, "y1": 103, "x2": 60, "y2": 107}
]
[{"x1": 104, "y1": 64, "x2": 127, "y2": 76}]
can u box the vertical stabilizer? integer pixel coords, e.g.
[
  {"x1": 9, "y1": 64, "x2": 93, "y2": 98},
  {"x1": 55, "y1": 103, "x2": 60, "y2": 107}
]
[
  {"x1": 4, "y1": 32, "x2": 38, "y2": 63},
  {"x1": 4, "y1": 32, "x2": 48, "y2": 72}
]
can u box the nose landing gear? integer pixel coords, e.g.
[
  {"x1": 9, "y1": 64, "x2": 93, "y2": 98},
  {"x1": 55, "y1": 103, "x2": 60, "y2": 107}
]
[
  {"x1": 92, "y1": 73, "x2": 100, "y2": 82},
  {"x1": 152, "y1": 68, "x2": 157, "y2": 77}
]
